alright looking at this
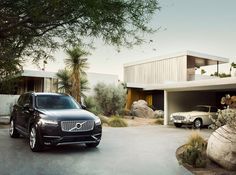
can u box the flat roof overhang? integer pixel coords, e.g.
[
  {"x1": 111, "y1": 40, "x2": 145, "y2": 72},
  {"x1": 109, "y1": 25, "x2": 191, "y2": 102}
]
[
  {"x1": 127, "y1": 77, "x2": 236, "y2": 92},
  {"x1": 124, "y1": 50, "x2": 229, "y2": 67}
]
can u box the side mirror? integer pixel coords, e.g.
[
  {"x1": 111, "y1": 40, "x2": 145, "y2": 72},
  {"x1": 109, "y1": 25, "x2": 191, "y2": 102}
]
[
  {"x1": 81, "y1": 104, "x2": 87, "y2": 110},
  {"x1": 23, "y1": 103, "x2": 30, "y2": 109},
  {"x1": 23, "y1": 103, "x2": 34, "y2": 112}
]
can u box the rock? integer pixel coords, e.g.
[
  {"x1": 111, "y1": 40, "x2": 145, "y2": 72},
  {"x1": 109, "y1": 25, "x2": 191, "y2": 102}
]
[
  {"x1": 154, "y1": 110, "x2": 164, "y2": 118},
  {"x1": 207, "y1": 125, "x2": 236, "y2": 170},
  {"x1": 131, "y1": 100, "x2": 155, "y2": 118}
]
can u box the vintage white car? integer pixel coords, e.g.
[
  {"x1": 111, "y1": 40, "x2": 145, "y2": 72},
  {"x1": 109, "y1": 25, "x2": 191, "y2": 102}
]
[{"x1": 170, "y1": 105, "x2": 218, "y2": 128}]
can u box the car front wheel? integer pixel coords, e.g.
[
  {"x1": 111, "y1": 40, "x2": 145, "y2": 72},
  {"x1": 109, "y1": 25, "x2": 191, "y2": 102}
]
[
  {"x1": 29, "y1": 125, "x2": 43, "y2": 152},
  {"x1": 9, "y1": 119, "x2": 20, "y2": 138},
  {"x1": 193, "y1": 119, "x2": 202, "y2": 129}
]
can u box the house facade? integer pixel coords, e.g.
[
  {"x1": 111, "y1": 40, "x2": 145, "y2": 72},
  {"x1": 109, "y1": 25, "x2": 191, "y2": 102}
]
[{"x1": 124, "y1": 51, "x2": 236, "y2": 125}]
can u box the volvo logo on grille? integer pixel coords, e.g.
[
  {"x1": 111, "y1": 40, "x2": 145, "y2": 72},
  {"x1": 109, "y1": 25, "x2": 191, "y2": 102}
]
[{"x1": 76, "y1": 123, "x2": 82, "y2": 129}]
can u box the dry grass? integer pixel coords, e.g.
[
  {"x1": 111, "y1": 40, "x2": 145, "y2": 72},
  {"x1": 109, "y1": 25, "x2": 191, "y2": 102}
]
[
  {"x1": 108, "y1": 116, "x2": 128, "y2": 127},
  {"x1": 154, "y1": 118, "x2": 164, "y2": 125}
]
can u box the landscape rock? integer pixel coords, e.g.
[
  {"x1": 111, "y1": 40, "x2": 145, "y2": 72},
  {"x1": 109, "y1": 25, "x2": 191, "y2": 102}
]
[
  {"x1": 207, "y1": 125, "x2": 236, "y2": 171},
  {"x1": 154, "y1": 110, "x2": 164, "y2": 118},
  {"x1": 131, "y1": 100, "x2": 155, "y2": 118}
]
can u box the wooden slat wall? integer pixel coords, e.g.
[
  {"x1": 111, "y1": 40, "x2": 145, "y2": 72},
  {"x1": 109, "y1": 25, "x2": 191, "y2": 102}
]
[{"x1": 124, "y1": 56, "x2": 187, "y2": 84}]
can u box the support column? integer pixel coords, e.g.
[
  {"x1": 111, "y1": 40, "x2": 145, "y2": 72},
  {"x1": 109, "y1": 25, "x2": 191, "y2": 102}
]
[{"x1": 164, "y1": 90, "x2": 168, "y2": 125}]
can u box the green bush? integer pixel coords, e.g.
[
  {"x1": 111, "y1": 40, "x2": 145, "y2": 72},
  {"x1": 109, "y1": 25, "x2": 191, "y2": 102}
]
[
  {"x1": 108, "y1": 116, "x2": 128, "y2": 127},
  {"x1": 180, "y1": 132, "x2": 207, "y2": 168},
  {"x1": 154, "y1": 118, "x2": 164, "y2": 125},
  {"x1": 83, "y1": 96, "x2": 101, "y2": 115},
  {"x1": 94, "y1": 83, "x2": 126, "y2": 116}
]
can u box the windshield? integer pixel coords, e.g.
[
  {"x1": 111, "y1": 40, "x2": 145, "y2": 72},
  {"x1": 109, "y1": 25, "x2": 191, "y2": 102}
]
[
  {"x1": 193, "y1": 106, "x2": 209, "y2": 112},
  {"x1": 36, "y1": 95, "x2": 81, "y2": 109}
]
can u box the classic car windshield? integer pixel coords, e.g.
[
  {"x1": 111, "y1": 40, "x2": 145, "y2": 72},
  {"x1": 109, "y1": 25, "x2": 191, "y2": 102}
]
[
  {"x1": 36, "y1": 95, "x2": 81, "y2": 109},
  {"x1": 193, "y1": 106, "x2": 209, "y2": 112}
]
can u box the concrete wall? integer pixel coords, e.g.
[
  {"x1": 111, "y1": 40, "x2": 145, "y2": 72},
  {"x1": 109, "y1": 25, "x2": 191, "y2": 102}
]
[
  {"x1": 166, "y1": 91, "x2": 217, "y2": 124},
  {"x1": 0, "y1": 95, "x2": 19, "y2": 116}
]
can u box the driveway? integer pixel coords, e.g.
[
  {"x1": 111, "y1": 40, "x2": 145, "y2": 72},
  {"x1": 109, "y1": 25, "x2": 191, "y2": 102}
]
[{"x1": 0, "y1": 126, "x2": 212, "y2": 175}]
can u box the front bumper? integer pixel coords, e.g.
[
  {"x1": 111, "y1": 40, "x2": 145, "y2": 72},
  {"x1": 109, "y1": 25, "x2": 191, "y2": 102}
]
[{"x1": 38, "y1": 123, "x2": 102, "y2": 146}]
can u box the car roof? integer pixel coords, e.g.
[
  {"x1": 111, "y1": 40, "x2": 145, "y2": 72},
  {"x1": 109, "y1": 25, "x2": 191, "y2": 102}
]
[{"x1": 23, "y1": 92, "x2": 69, "y2": 96}]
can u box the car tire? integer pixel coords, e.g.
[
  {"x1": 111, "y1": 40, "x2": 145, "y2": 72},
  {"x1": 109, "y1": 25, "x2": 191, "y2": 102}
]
[
  {"x1": 193, "y1": 119, "x2": 202, "y2": 129},
  {"x1": 174, "y1": 123, "x2": 182, "y2": 128},
  {"x1": 29, "y1": 125, "x2": 43, "y2": 152},
  {"x1": 86, "y1": 142, "x2": 100, "y2": 148},
  {"x1": 9, "y1": 119, "x2": 20, "y2": 138}
]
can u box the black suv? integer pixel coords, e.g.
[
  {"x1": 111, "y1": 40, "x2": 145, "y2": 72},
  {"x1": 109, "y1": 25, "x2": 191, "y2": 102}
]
[{"x1": 9, "y1": 92, "x2": 102, "y2": 152}]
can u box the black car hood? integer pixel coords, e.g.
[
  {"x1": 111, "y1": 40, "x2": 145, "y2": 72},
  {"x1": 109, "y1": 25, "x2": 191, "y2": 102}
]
[{"x1": 38, "y1": 109, "x2": 96, "y2": 121}]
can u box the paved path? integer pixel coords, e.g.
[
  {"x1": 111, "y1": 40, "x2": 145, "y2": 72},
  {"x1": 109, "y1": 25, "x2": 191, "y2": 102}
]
[{"x1": 0, "y1": 126, "x2": 212, "y2": 175}]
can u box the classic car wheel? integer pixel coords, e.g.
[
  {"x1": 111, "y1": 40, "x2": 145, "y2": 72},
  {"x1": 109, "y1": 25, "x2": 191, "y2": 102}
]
[
  {"x1": 174, "y1": 123, "x2": 182, "y2": 128},
  {"x1": 29, "y1": 125, "x2": 43, "y2": 152},
  {"x1": 193, "y1": 119, "x2": 202, "y2": 129},
  {"x1": 9, "y1": 119, "x2": 20, "y2": 138}
]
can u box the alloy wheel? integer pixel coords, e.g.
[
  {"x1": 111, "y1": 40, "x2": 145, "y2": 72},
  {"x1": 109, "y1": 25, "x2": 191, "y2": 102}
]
[{"x1": 30, "y1": 127, "x2": 36, "y2": 149}]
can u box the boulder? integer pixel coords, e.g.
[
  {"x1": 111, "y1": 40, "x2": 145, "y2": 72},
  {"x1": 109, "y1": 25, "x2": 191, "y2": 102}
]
[
  {"x1": 154, "y1": 110, "x2": 164, "y2": 118},
  {"x1": 207, "y1": 125, "x2": 236, "y2": 170},
  {"x1": 131, "y1": 100, "x2": 155, "y2": 118}
]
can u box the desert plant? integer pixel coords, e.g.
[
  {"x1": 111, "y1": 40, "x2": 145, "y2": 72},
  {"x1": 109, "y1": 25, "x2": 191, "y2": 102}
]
[
  {"x1": 108, "y1": 116, "x2": 128, "y2": 127},
  {"x1": 65, "y1": 46, "x2": 89, "y2": 103},
  {"x1": 94, "y1": 83, "x2": 126, "y2": 116},
  {"x1": 83, "y1": 96, "x2": 101, "y2": 115},
  {"x1": 154, "y1": 118, "x2": 164, "y2": 125},
  {"x1": 180, "y1": 132, "x2": 207, "y2": 168},
  {"x1": 209, "y1": 108, "x2": 236, "y2": 130}
]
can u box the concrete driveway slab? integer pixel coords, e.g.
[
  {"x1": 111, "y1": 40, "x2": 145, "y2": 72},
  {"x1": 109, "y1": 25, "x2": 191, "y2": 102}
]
[{"x1": 0, "y1": 126, "x2": 212, "y2": 175}]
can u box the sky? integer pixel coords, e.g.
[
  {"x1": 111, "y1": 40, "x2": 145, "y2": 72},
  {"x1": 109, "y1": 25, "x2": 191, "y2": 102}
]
[{"x1": 25, "y1": 0, "x2": 236, "y2": 80}]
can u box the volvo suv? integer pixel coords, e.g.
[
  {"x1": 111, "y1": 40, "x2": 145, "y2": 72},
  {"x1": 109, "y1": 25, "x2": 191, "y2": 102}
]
[{"x1": 9, "y1": 92, "x2": 102, "y2": 152}]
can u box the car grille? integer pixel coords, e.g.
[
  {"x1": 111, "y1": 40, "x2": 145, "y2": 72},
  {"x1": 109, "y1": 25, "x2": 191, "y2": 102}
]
[
  {"x1": 61, "y1": 120, "x2": 94, "y2": 132},
  {"x1": 173, "y1": 116, "x2": 185, "y2": 120}
]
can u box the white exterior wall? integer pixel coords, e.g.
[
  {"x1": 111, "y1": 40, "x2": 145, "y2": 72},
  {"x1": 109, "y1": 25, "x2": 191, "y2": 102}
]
[
  {"x1": 0, "y1": 95, "x2": 19, "y2": 116},
  {"x1": 124, "y1": 55, "x2": 187, "y2": 84}
]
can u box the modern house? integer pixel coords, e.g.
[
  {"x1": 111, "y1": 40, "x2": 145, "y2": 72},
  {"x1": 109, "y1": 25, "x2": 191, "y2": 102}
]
[
  {"x1": 14, "y1": 70, "x2": 118, "y2": 95},
  {"x1": 124, "y1": 51, "x2": 236, "y2": 125}
]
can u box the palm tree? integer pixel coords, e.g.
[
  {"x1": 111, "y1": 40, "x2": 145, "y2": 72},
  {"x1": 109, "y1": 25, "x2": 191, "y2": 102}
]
[
  {"x1": 56, "y1": 69, "x2": 71, "y2": 94},
  {"x1": 80, "y1": 75, "x2": 90, "y2": 99},
  {"x1": 65, "y1": 47, "x2": 89, "y2": 102}
]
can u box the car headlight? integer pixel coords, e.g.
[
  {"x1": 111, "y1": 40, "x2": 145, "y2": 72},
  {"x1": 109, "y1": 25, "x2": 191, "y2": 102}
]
[
  {"x1": 39, "y1": 118, "x2": 58, "y2": 125},
  {"x1": 95, "y1": 118, "x2": 101, "y2": 125}
]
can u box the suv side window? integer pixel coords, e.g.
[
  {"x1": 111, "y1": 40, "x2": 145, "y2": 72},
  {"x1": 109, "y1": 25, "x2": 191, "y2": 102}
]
[
  {"x1": 22, "y1": 94, "x2": 32, "y2": 106},
  {"x1": 17, "y1": 95, "x2": 25, "y2": 106},
  {"x1": 210, "y1": 107, "x2": 218, "y2": 112}
]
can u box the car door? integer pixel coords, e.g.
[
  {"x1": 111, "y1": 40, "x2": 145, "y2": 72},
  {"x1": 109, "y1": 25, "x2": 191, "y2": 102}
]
[
  {"x1": 21, "y1": 94, "x2": 34, "y2": 132},
  {"x1": 14, "y1": 94, "x2": 25, "y2": 129}
]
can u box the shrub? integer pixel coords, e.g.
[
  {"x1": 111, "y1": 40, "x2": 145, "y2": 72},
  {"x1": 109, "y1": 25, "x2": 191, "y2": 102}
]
[
  {"x1": 209, "y1": 109, "x2": 236, "y2": 130},
  {"x1": 180, "y1": 131, "x2": 207, "y2": 168},
  {"x1": 94, "y1": 83, "x2": 126, "y2": 116},
  {"x1": 83, "y1": 96, "x2": 101, "y2": 115},
  {"x1": 108, "y1": 116, "x2": 128, "y2": 127},
  {"x1": 98, "y1": 115, "x2": 109, "y2": 125},
  {"x1": 154, "y1": 118, "x2": 164, "y2": 125}
]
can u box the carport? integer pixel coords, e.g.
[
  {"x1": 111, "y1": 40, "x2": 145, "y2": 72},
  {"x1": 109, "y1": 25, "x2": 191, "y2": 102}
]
[{"x1": 144, "y1": 77, "x2": 236, "y2": 125}]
